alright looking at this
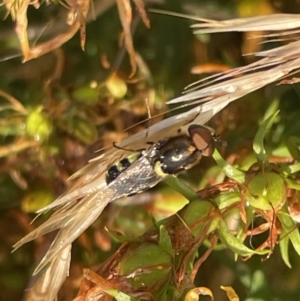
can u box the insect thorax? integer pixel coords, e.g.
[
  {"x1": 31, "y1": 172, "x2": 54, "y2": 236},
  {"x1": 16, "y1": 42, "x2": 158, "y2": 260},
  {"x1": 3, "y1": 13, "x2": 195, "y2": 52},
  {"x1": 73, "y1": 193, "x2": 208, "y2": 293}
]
[{"x1": 153, "y1": 135, "x2": 203, "y2": 176}]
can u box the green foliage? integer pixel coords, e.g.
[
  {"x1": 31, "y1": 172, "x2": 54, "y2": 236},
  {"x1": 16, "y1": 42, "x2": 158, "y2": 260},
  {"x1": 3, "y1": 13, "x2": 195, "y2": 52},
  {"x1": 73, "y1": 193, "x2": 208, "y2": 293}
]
[{"x1": 1, "y1": 1, "x2": 300, "y2": 301}]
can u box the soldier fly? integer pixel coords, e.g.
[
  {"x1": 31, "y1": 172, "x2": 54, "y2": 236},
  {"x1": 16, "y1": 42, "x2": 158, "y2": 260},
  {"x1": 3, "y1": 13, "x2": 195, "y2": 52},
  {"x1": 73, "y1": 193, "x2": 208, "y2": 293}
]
[{"x1": 12, "y1": 124, "x2": 217, "y2": 301}]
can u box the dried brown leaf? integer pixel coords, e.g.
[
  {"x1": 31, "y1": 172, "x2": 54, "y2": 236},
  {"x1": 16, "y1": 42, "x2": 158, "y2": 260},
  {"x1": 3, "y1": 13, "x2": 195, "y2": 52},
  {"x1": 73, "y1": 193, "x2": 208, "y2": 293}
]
[
  {"x1": 25, "y1": 245, "x2": 71, "y2": 301},
  {"x1": 184, "y1": 287, "x2": 214, "y2": 301},
  {"x1": 192, "y1": 14, "x2": 300, "y2": 33},
  {"x1": 220, "y1": 286, "x2": 239, "y2": 301},
  {"x1": 0, "y1": 138, "x2": 39, "y2": 158},
  {"x1": 278, "y1": 77, "x2": 300, "y2": 85},
  {"x1": 13, "y1": 0, "x2": 31, "y2": 59},
  {"x1": 132, "y1": 0, "x2": 150, "y2": 28},
  {"x1": 167, "y1": 14, "x2": 300, "y2": 111},
  {"x1": 116, "y1": 0, "x2": 136, "y2": 77},
  {"x1": 66, "y1": 0, "x2": 88, "y2": 50},
  {"x1": 5, "y1": 0, "x2": 90, "y2": 61},
  {"x1": 0, "y1": 89, "x2": 28, "y2": 114},
  {"x1": 190, "y1": 63, "x2": 231, "y2": 75}
]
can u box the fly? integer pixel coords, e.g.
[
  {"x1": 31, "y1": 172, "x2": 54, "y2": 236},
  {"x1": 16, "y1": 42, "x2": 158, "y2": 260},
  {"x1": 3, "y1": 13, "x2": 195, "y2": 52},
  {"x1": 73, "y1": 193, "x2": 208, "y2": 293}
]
[
  {"x1": 105, "y1": 124, "x2": 216, "y2": 195},
  {"x1": 12, "y1": 124, "x2": 217, "y2": 301}
]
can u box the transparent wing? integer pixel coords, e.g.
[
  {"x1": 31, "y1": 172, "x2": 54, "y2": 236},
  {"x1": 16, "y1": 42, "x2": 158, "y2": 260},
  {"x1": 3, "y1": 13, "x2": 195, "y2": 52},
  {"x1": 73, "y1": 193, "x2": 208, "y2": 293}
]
[{"x1": 106, "y1": 153, "x2": 165, "y2": 196}]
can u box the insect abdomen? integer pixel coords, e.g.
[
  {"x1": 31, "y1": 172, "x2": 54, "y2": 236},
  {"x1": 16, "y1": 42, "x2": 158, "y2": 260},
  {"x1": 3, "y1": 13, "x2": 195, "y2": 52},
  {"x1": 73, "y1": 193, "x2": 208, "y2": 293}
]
[{"x1": 105, "y1": 154, "x2": 143, "y2": 184}]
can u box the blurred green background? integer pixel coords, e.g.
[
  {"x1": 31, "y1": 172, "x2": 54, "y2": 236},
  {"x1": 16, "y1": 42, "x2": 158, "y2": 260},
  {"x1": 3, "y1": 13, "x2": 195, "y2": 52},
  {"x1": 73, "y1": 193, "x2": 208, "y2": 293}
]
[{"x1": 1, "y1": 0, "x2": 300, "y2": 300}]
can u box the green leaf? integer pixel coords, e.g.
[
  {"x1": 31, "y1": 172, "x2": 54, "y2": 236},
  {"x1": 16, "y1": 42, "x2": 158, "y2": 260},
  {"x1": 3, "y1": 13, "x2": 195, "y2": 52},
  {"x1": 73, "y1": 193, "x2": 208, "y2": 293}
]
[
  {"x1": 249, "y1": 270, "x2": 267, "y2": 293},
  {"x1": 21, "y1": 189, "x2": 54, "y2": 213},
  {"x1": 164, "y1": 176, "x2": 198, "y2": 201},
  {"x1": 278, "y1": 206, "x2": 300, "y2": 256},
  {"x1": 285, "y1": 177, "x2": 300, "y2": 190},
  {"x1": 159, "y1": 225, "x2": 174, "y2": 257},
  {"x1": 181, "y1": 200, "x2": 217, "y2": 237},
  {"x1": 260, "y1": 98, "x2": 279, "y2": 122},
  {"x1": 253, "y1": 111, "x2": 279, "y2": 166},
  {"x1": 286, "y1": 227, "x2": 300, "y2": 256},
  {"x1": 72, "y1": 85, "x2": 99, "y2": 104},
  {"x1": 107, "y1": 228, "x2": 137, "y2": 243},
  {"x1": 65, "y1": 117, "x2": 98, "y2": 144},
  {"x1": 26, "y1": 106, "x2": 53, "y2": 141},
  {"x1": 118, "y1": 242, "x2": 172, "y2": 287},
  {"x1": 214, "y1": 191, "x2": 241, "y2": 211},
  {"x1": 282, "y1": 162, "x2": 300, "y2": 177},
  {"x1": 213, "y1": 149, "x2": 245, "y2": 183},
  {"x1": 105, "y1": 290, "x2": 137, "y2": 301},
  {"x1": 286, "y1": 136, "x2": 300, "y2": 161},
  {"x1": 279, "y1": 232, "x2": 292, "y2": 268},
  {"x1": 217, "y1": 220, "x2": 269, "y2": 257}
]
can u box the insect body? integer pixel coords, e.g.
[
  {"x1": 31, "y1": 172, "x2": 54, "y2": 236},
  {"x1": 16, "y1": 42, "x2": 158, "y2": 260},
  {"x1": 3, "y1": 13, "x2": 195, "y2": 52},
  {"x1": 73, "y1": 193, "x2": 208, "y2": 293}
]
[
  {"x1": 152, "y1": 124, "x2": 216, "y2": 176},
  {"x1": 105, "y1": 124, "x2": 216, "y2": 195},
  {"x1": 13, "y1": 124, "x2": 217, "y2": 301},
  {"x1": 106, "y1": 153, "x2": 144, "y2": 184}
]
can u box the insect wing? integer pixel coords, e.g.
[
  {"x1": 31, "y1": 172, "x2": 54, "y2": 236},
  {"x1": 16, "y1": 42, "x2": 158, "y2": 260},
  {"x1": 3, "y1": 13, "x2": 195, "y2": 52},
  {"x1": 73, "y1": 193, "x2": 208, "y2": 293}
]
[{"x1": 107, "y1": 152, "x2": 163, "y2": 196}]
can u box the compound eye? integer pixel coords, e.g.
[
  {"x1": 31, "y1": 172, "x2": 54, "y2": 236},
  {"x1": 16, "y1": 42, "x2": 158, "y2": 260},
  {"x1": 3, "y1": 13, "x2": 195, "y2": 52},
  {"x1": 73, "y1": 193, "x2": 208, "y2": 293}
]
[{"x1": 188, "y1": 125, "x2": 215, "y2": 157}]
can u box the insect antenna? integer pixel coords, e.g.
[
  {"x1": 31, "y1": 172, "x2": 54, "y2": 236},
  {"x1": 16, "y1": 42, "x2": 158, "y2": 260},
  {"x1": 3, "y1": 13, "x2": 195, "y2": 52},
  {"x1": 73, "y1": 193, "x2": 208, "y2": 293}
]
[{"x1": 112, "y1": 142, "x2": 145, "y2": 153}]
